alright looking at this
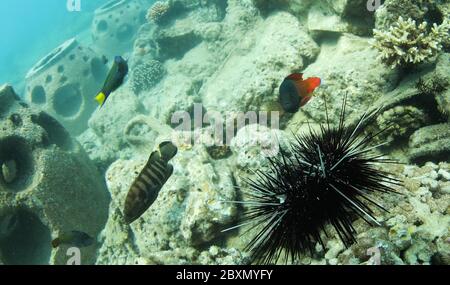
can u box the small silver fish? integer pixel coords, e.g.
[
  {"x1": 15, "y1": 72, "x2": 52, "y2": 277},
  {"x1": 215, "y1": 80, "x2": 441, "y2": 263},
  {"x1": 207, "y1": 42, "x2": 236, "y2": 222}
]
[{"x1": 123, "y1": 141, "x2": 177, "y2": 224}]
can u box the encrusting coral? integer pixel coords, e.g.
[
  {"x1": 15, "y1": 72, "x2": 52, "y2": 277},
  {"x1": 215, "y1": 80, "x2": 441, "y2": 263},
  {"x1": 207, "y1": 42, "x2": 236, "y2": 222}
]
[
  {"x1": 129, "y1": 60, "x2": 166, "y2": 94},
  {"x1": 147, "y1": 1, "x2": 171, "y2": 24},
  {"x1": 372, "y1": 16, "x2": 450, "y2": 69}
]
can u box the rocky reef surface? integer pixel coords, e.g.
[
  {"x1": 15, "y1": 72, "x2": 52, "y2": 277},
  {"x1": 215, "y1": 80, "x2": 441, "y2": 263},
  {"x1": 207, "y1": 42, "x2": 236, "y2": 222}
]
[{"x1": 1, "y1": 0, "x2": 449, "y2": 264}]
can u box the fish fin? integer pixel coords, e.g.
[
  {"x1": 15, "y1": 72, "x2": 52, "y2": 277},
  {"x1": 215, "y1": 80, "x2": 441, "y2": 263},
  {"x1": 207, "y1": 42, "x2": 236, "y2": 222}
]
[
  {"x1": 147, "y1": 150, "x2": 162, "y2": 166},
  {"x1": 286, "y1": 73, "x2": 304, "y2": 82},
  {"x1": 51, "y1": 238, "x2": 60, "y2": 248},
  {"x1": 304, "y1": 77, "x2": 321, "y2": 94},
  {"x1": 95, "y1": 92, "x2": 106, "y2": 107},
  {"x1": 300, "y1": 96, "x2": 312, "y2": 107}
]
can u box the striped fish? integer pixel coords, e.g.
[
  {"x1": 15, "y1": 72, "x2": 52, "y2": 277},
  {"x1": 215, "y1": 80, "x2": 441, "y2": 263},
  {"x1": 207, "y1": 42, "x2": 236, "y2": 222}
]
[{"x1": 124, "y1": 141, "x2": 177, "y2": 224}]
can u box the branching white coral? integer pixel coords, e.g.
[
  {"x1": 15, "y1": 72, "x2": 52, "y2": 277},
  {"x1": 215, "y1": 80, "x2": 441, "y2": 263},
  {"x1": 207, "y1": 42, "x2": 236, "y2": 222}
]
[{"x1": 372, "y1": 16, "x2": 450, "y2": 69}]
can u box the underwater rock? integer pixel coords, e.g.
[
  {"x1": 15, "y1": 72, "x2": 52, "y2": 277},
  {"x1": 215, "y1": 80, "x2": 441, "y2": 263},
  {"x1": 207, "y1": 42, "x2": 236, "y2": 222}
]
[
  {"x1": 0, "y1": 85, "x2": 110, "y2": 265},
  {"x1": 374, "y1": 0, "x2": 449, "y2": 31},
  {"x1": 408, "y1": 123, "x2": 450, "y2": 164},
  {"x1": 307, "y1": 0, "x2": 374, "y2": 36},
  {"x1": 434, "y1": 53, "x2": 450, "y2": 118},
  {"x1": 77, "y1": 129, "x2": 117, "y2": 174},
  {"x1": 197, "y1": 246, "x2": 249, "y2": 265},
  {"x1": 141, "y1": 0, "x2": 226, "y2": 61},
  {"x1": 91, "y1": 0, "x2": 147, "y2": 57},
  {"x1": 154, "y1": 23, "x2": 202, "y2": 60},
  {"x1": 87, "y1": 88, "x2": 145, "y2": 167},
  {"x1": 97, "y1": 144, "x2": 237, "y2": 264},
  {"x1": 135, "y1": 246, "x2": 247, "y2": 265},
  {"x1": 251, "y1": 0, "x2": 291, "y2": 16},
  {"x1": 129, "y1": 60, "x2": 166, "y2": 95},
  {"x1": 202, "y1": 11, "x2": 319, "y2": 114},
  {"x1": 315, "y1": 163, "x2": 449, "y2": 265},
  {"x1": 25, "y1": 38, "x2": 108, "y2": 135},
  {"x1": 290, "y1": 33, "x2": 398, "y2": 131},
  {"x1": 373, "y1": 105, "x2": 430, "y2": 146},
  {"x1": 230, "y1": 124, "x2": 287, "y2": 171}
]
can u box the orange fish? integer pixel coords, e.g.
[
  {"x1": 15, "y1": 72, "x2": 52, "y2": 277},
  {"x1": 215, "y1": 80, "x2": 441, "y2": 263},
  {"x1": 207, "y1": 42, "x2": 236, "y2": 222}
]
[{"x1": 278, "y1": 73, "x2": 321, "y2": 113}]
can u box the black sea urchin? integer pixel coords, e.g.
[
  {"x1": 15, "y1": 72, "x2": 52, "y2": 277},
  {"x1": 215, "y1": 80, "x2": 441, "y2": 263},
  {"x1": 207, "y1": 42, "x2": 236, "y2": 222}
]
[{"x1": 227, "y1": 96, "x2": 401, "y2": 264}]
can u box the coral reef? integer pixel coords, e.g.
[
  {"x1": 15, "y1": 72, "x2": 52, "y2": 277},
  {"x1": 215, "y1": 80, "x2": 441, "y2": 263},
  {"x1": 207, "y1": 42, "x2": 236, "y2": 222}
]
[
  {"x1": 288, "y1": 33, "x2": 398, "y2": 131},
  {"x1": 0, "y1": 85, "x2": 110, "y2": 265},
  {"x1": 51, "y1": 0, "x2": 449, "y2": 265},
  {"x1": 201, "y1": 11, "x2": 319, "y2": 114},
  {"x1": 307, "y1": 0, "x2": 375, "y2": 36},
  {"x1": 96, "y1": 144, "x2": 238, "y2": 264},
  {"x1": 25, "y1": 38, "x2": 107, "y2": 135},
  {"x1": 409, "y1": 123, "x2": 450, "y2": 164},
  {"x1": 147, "y1": 1, "x2": 171, "y2": 24},
  {"x1": 129, "y1": 60, "x2": 166, "y2": 94},
  {"x1": 375, "y1": 0, "x2": 449, "y2": 30},
  {"x1": 372, "y1": 16, "x2": 450, "y2": 69},
  {"x1": 373, "y1": 105, "x2": 430, "y2": 145},
  {"x1": 301, "y1": 163, "x2": 450, "y2": 265},
  {"x1": 78, "y1": 88, "x2": 146, "y2": 172},
  {"x1": 433, "y1": 53, "x2": 450, "y2": 117}
]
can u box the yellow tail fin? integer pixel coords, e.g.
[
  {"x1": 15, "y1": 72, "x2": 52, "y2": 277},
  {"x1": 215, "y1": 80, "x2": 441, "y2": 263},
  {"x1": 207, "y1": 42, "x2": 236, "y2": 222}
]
[{"x1": 95, "y1": 92, "x2": 106, "y2": 106}]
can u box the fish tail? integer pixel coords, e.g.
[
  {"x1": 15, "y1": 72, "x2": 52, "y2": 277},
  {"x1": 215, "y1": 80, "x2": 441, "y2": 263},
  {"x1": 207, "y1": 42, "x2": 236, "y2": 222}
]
[
  {"x1": 51, "y1": 238, "x2": 61, "y2": 248},
  {"x1": 95, "y1": 92, "x2": 106, "y2": 107}
]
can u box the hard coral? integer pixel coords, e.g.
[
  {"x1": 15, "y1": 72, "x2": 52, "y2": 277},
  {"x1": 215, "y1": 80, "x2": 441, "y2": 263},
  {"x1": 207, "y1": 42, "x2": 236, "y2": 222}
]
[
  {"x1": 130, "y1": 60, "x2": 166, "y2": 94},
  {"x1": 372, "y1": 16, "x2": 450, "y2": 69},
  {"x1": 147, "y1": 1, "x2": 171, "y2": 24}
]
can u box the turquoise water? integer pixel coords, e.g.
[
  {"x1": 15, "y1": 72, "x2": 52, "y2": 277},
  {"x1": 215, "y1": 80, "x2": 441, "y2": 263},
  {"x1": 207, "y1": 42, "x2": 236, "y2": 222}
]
[{"x1": 0, "y1": 0, "x2": 108, "y2": 93}]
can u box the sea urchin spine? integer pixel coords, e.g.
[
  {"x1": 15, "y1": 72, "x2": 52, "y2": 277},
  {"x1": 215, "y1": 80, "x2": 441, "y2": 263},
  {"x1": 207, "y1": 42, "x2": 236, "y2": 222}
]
[{"x1": 225, "y1": 95, "x2": 401, "y2": 264}]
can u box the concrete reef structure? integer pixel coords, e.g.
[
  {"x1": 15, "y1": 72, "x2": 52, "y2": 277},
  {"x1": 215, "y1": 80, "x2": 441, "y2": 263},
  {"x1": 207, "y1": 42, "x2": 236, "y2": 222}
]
[
  {"x1": 0, "y1": 85, "x2": 110, "y2": 265},
  {"x1": 25, "y1": 38, "x2": 108, "y2": 135},
  {"x1": 92, "y1": 0, "x2": 147, "y2": 56}
]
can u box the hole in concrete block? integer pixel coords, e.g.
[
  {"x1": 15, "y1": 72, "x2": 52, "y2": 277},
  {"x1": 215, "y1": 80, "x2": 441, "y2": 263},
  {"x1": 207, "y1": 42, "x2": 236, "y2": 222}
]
[
  {"x1": 0, "y1": 209, "x2": 52, "y2": 265},
  {"x1": 57, "y1": 65, "x2": 64, "y2": 73},
  {"x1": 97, "y1": 20, "x2": 108, "y2": 32},
  {"x1": 52, "y1": 84, "x2": 82, "y2": 118},
  {"x1": 45, "y1": 75, "x2": 52, "y2": 84},
  {"x1": 31, "y1": 112, "x2": 73, "y2": 151},
  {"x1": 0, "y1": 136, "x2": 34, "y2": 192},
  {"x1": 31, "y1": 85, "x2": 46, "y2": 104}
]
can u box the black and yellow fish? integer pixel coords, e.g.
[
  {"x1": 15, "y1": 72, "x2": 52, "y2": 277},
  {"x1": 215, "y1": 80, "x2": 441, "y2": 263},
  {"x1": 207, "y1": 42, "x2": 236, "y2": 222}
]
[
  {"x1": 95, "y1": 56, "x2": 128, "y2": 107},
  {"x1": 51, "y1": 231, "x2": 94, "y2": 248},
  {"x1": 123, "y1": 141, "x2": 178, "y2": 224}
]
